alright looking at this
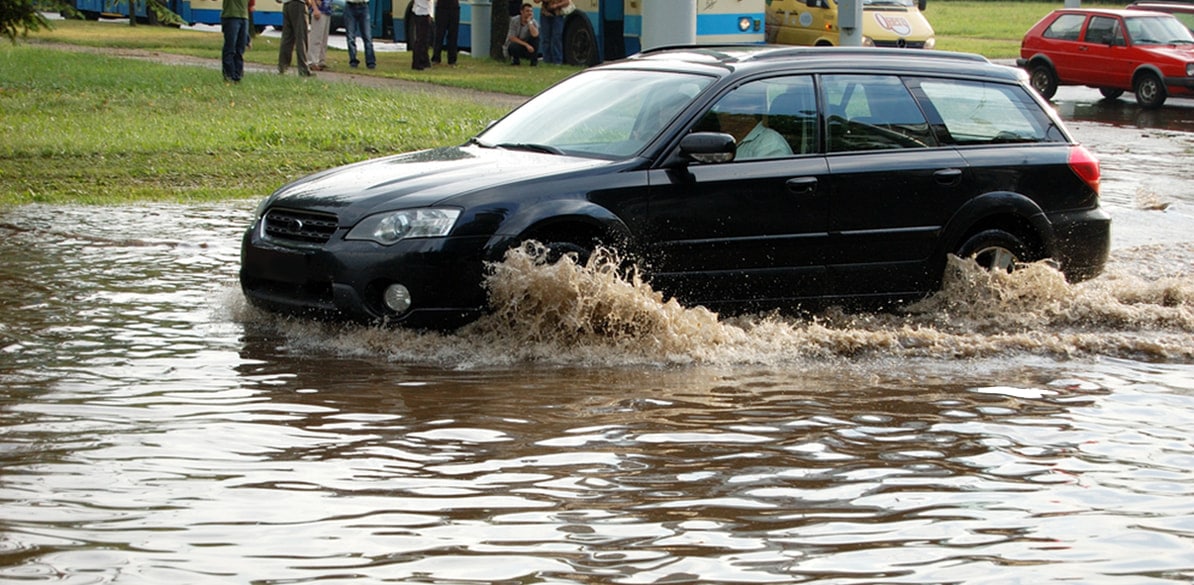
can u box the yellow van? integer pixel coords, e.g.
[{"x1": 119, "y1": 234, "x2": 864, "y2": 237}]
[{"x1": 766, "y1": 0, "x2": 935, "y2": 49}]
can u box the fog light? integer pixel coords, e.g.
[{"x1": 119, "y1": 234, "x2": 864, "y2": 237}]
[{"x1": 383, "y1": 284, "x2": 412, "y2": 313}]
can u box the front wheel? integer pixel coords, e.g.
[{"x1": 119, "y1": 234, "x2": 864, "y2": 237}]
[
  {"x1": 1134, "y1": 72, "x2": 1167, "y2": 109},
  {"x1": 1029, "y1": 63, "x2": 1058, "y2": 100},
  {"x1": 956, "y1": 229, "x2": 1033, "y2": 273},
  {"x1": 543, "y1": 240, "x2": 593, "y2": 266},
  {"x1": 1099, "y1": 87, "x2": 1125, "y2": 100}
]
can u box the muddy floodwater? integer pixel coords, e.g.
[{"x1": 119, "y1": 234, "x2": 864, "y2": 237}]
[{"x1": 3, "y1": 113, "x2": 1194, "y2": 583}]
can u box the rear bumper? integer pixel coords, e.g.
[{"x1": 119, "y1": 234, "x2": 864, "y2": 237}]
[{"x1": 1045, "y1": 206, "x2": 1111, "y2": 283}]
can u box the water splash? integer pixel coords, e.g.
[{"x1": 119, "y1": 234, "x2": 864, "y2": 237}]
[
  {"x1": 240, "y1": 243, "x2": 1194, "y2": 367},
  {"x1": 463, "y1": 242, "x2": 744, "y2": 362}
]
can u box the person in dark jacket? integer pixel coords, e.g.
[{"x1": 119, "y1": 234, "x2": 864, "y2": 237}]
[
  {"x1": 410, "y1": 0, "x2": 432, "y2": 70},
  {"x1": 432, "y1": 0, "x2": 460, "y2": 66}
]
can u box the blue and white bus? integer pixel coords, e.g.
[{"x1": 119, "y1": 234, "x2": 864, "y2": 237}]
[{"x1": 393, "y1": 0, "x2": 765, "y2": 66}]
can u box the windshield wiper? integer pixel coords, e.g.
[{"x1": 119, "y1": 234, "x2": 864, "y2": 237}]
[{"x1": 494, "y1": 142, "x2": 565, "y2": 155}]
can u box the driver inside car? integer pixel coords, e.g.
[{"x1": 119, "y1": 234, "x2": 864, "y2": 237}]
[{"x1": 709, "y1": 85, "x2": 793, "y2": 160}]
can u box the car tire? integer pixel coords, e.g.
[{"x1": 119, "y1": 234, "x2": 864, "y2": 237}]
[
  {"x1": 956, "y1": 229, "x2": 1033, "y2": 273},
  {"x1": 542, "y1": 240, "x2": 593, "y2": 266},
  {"x1": 1099, "y1": 87, "x2": 1125, "y2": 100},
  {"x1": 1134, "y1": 72, "x2": 1167, "y2": 109},
  {"x1": 1029, "y1": 63, "x2": 1058, "y2": 100},
  {"x1": 563, "y1": 14, "x2": 600, "y2": 66}
]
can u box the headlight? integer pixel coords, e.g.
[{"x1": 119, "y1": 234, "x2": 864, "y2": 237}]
[
  {"x1": 1187, "y1": 63, "x2": 1194, "y2": 77},
  {"x1": 923, "y1": 37, "x2": 936, "y2": 50},
  {"x1": 345, "y1": 208, "x2": 461, "y2": 245}
]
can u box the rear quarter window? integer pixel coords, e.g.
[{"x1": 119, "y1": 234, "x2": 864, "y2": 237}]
[
  {"x1": 913, "y1": 79, "x2": 1064, "y2": 145},
  {"x1": 1043, "y1": 13, "x2": 1087, "y2": 41}
]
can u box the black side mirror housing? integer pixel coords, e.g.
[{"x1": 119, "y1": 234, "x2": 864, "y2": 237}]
[{"x1": 679, "y1": 132, "x2": 737, "y2": 164}]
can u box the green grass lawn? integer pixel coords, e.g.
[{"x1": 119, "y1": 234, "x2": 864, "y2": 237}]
[
  {"x1": 0, "y1": 43, "x2": 510, "y2": 205},
  {"x1": 27, "y1": 18, "x2": 575, "y2": 96}
]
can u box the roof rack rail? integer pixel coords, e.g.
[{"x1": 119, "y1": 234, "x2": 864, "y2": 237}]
[{"x1": 633, "y1": 44, "x2": 990, "y2": 65}]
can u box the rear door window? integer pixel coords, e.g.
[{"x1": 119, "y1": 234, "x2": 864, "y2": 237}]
[{"x1": 821, "y1": 74, "x2": 936, "y2": 152}]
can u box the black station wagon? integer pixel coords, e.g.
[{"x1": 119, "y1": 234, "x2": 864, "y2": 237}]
[{"x1": 241, "y1": 46, "x2": 1111, "y2": 329}]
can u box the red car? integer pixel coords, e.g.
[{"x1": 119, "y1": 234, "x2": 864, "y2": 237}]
[{"x1": 1018, "y1": 8, "x2": 1194, "y2": 108}]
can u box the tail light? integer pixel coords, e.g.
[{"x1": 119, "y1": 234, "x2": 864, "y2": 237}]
[{"x1": 1068, "y1": 145, "x2": 1101, "y2": 195}]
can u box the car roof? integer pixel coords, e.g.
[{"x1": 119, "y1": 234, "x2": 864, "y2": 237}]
[
  {"x1": 1128, "y1": 1, "x2": 1194, "y2": 12},
  {"x1": 1050, "y1": 7, "x2": 1178, "y2": 17},
  {"x1": 596, "y1": 45, "x2": 1021, "y2": 83}
]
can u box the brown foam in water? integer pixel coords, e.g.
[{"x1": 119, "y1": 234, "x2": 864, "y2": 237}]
[
  {"x1": 464, "y1": 242, "x2": 743, "y2": 358},
  {"x1": 243, "y1": 243, "x2": 1194, "y2": 366}
]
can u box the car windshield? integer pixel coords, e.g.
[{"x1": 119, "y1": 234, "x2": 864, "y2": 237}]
[
  {"x1": 475, "y1": 69, "x2": 713, "y2": 159},
  {"x1": 1126, "y1": 15, "x2": 1194, "y2": 44}
]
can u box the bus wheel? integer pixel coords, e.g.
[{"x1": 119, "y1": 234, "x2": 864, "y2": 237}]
[{"x1": 563, "y1": 14, "x2": 598, "y2": 66}]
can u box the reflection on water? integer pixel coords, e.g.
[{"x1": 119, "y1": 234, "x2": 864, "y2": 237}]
[
  {"x1": 2, "y1": 200, "x2": 1194, "y2": 583},
  {"x1": 1055, "y1": 93, "x2": 1194, "y2": 132}
]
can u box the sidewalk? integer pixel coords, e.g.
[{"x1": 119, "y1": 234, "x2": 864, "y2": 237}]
[{"x1": 187, "y1": 22, "x2": 411, "y2": 54}]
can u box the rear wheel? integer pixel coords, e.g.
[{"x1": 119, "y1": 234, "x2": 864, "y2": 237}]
[
  {"x1": 956, "y1": 229, "x2": 1033, "y2": 273},
  {"x1": 1134, "y1": 72, "x2": 1167, "y2": 109},
  {"x1": 1029, "y1": 63, "x2": 1058, "y2": 100}
]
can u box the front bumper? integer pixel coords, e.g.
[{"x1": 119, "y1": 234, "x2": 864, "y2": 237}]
[
  {"x1": 239, "y1": 221, "x2": 491, "y2": 329},
  {"x1": 1163, "y1": 76, "x2": 1194, "y2": 94}
]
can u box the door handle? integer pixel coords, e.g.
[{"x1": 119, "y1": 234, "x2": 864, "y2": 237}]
[
  {"x1": 933, "y1": 168, "x2": 963, "y2": 186},
  {"x1": 785, "y1": 177, "x2": 819, "y2": 194}
]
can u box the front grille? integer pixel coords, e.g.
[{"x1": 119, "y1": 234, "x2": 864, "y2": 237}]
[
  {"x1": 262, "y1": 208, "x2": 339, "y2": 246},
  {"x1": 873, "y1": 40, "x2": 927, "y2": 49}
]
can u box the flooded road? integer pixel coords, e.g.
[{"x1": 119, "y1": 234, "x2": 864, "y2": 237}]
[{"x1": 3, "y1": 112, "x2": 1194, "y2": 583}]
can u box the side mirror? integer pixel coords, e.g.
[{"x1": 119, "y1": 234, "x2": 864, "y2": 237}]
[
  {"x1": 919, "y1": 0, "x2": 927, "y2": 11},
  {"x1": 680, "y1": 132, "x2": 737, "y2": 164}
]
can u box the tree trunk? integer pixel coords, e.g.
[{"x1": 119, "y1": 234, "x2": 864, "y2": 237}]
[{"x1": 490, "y1": 0, "x2": 509, "y2": 60}]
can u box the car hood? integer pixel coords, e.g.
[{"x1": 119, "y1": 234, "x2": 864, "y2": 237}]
[
  {"x1": 1139, "y1": 44, "x2": 1194, "y2": 59},
  {"x1": 265, "y1": 145, "x2": 613, "y2": 225}
]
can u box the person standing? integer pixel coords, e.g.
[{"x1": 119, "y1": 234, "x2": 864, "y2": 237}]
[
  {"x1": 344, "y1": 0, "x2": 376, "y2": 69},
  {"x1": 505, "y1": 2, "x2": 539, "y2": 66},
  {"x1": 432, "y1": 0, "x2": 460, "y2": 67},
  {"x1": 306, "y1": 0, "x2": 333, "y2": 71},
  {"x1": 410, "y1": 0, "x2": 432, "y2": 70},
  {"x1": 279, "y1": 0, "x2": 318, "y2": 76},
  {"x1": 220, "y1": 0, "x2": 250, "y2": 82},
  {"x1": 535, "y1": 0, "x2": 570, "y2": 65}
]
